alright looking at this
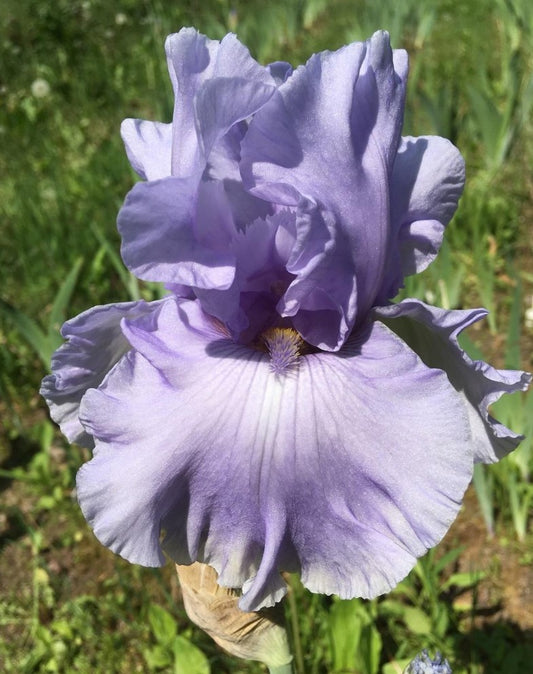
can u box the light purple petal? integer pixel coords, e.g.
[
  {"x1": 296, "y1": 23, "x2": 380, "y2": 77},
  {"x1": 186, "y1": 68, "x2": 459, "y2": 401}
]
[
  {"x1": 195, "y1": 210, "x2": 296, "y2": 339},
  {"x1": 221, "y1": 177, "x2": 274, "y2": 231},
  {"x1": 195, "y1": 77, "x2": 276, "y2": 163},
  {"x1": 192, "y1": 179, "x2": 237, "y2": 249},
  {"x1": 194, "y1": 207, "x2": 352, "y2": 347},
  {"x1": 118, "y1": 177, "x2": 236, "y2": 288},
  {"x1": 78, "y1": 298, "x2": 472, "y2": 611},
  {"x1": 278, "y1": 207, "x2": 357, "y2": 350},
  {"x1": 165, "y1": 28, "x2": 275, "y2": 179},
  {"x1": 40, "y1": 300, "x2": 162, "y2": 448},
  {"x1": 241, "y1": 31, "x2": 408, "y2": 337},
  {"x1": 267, "y1": 61, "x2": 293, "y2": 84},
  {"x1": 120, "y1": 120, "x2": 172, "y2": 181},
  {"x1": 375, "y1": 299, "x2": 532, "y2": 462},
  {"x1": 203, "y1": 123, "x2": 246, "y2": 183},
  {"x1": 379, "y1": 136, "x2": 465, "y2": 300},
  {"x1": 200, "y1": 123, "x2": 275, "y2": 227}
]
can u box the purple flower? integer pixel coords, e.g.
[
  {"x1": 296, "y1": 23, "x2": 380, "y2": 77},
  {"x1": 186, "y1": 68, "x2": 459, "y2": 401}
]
[
  {"x1": 41, "y1": 28, "x2": 530, "y2": 612},
  {"x1": 404, "y1": 650, "x2": 452, "y2": 674}
]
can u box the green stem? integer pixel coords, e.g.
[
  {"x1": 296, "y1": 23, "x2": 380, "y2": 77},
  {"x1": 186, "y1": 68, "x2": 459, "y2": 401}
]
[
  {"x1": 287, "y1": 581, "x2": 304, "y2": 674},
  {"x1": 268, "y1": 663, "x2": 294, "y2": 674}
]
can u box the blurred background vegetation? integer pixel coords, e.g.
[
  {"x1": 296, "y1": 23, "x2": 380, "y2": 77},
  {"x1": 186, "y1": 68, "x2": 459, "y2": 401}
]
[{"x1": 1, "y1": 0, "x2": 532, "y2": 672}]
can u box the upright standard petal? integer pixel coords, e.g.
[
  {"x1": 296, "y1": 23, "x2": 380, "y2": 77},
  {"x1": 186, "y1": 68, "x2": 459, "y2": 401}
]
[
  {"x1": 77, "y1": 298, "x2": 473, "y2": 612},
  {"x1": 378, "y1": 136, "x2": 465, "y2": 300},
  {"x1": 195, "y1": 210, "x2": 296, "y2": 340},
  {"x1": 40, "y1": 300, "x2": 163, "y2": 448},
  {"x1": 278, "y1": 207, "x2": 357, "y2": 351},
  {"x1": 241, "y1": 31, "x2": 408, "y2": 337},
  {"x1": 375, "y1": 299, "x2": 532, "y2": 462},
  {"x1": 194, "y1": 207, "x2": 352, "y2": 348},
  {"x1": 165, "y1": 28, "x2": 275, "y2": 180},
  {"x1": 195, "y1": 77, "x2": 276, "y2": 165}
]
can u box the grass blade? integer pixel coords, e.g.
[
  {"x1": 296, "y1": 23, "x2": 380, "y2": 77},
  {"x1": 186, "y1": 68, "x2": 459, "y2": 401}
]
[
  {"x1": 47, "y1": 256, "x2": 83, "y2": 340},
  {"x1": 0, "y1": 299, "x2": 51, "y2": 367}
]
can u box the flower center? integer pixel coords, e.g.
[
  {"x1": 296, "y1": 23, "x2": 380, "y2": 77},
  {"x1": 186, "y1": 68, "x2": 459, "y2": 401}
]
[{"x1": 261, "y1": 327, "x2": 304, "y2": 374}]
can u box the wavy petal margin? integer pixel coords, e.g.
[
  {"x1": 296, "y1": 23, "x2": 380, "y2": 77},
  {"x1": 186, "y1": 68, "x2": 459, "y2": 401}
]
[
  {"x1": 376, "y1": 299, "x2": 531, "y2": 462},
  {"x1": 241, "y1": 31, "x2": 408, "y2": 329},
  {"x1": 379, "y1": 136, "x2": 465, "y2": 300},
  {"x1": 77, "y1": 299, "x2": 472, "y2": 611},
  {"x1": 40, "y1": 300, "x2": 163, "y2": 447},
  {"x1": 165, "y1": 28, "x2": 275, "y2": 179}
]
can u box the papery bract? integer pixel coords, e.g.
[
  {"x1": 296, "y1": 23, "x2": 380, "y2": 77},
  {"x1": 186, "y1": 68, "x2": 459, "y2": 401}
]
[{"x1": 42, "y1": 27, "x2": 531, "y2": 612}]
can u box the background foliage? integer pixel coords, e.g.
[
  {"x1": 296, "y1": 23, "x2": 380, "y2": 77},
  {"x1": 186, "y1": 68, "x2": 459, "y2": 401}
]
[{"x1": 1, "y1": 0, "x2": 532, "y2": 672}]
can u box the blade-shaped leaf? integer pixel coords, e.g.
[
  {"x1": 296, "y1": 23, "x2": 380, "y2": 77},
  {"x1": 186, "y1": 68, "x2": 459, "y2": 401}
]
[
  {"x1": 48, "y1": 256, "x2": 83, "y2": 340},
  {"x1": 0, "y1": 299, "x2": 51, "y2": 367}
]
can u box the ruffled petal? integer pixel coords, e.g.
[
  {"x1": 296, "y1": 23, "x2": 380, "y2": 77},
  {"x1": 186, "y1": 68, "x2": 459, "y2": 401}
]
[
  {"x1": 277, "y1": 207, "x2": 357, "y2": 350},
  {"x1": 40, "y1": 300, "x2": 162, "y2": 448},
  {"x1": 379, "y1": 136, "x2": 465, "y2": 299},
  {"x1": 189, "y1": 210, "x2": 295, "y2": 339},
  {"x1": 165, "y1": 28, "x2": 275, "y2": 179},
  {"x1": 203, "y1": 123, "x2": 245, "y2": 183},
  {"x1": 195, "y1": 77, "x2": 276, "y2": 163},
  {"x1": 120, "y1": 120, "x2": 172, "y2": 181},
  {"x1": 375, "y1": 299, "x2": 532, "y2": 462},
  {"x1": 118, "y1": 177, "x2": 236, "y2": 287},
  {"x1": 194, "y1": 207, "x2": 353, "y2": 348},
  {"x1": 241, "y1": 31, "x2": 408, "y2": 332},
  {"x1": 77, "y1": 298, "x2": 473, "y2": 611}
]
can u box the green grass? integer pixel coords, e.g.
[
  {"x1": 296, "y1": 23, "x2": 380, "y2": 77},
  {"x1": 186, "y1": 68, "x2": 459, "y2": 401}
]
[{"x1": 1, "y1": 0, "x2": 533, "y2": 672}]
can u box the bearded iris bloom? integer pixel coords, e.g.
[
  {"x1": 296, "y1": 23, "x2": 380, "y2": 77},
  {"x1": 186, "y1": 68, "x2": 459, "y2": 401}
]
[{"x1": 41, "y1": 29, "x2": 530, "y2": 612}]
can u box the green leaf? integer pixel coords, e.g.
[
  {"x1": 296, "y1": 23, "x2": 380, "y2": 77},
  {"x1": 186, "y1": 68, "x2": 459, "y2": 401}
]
[
  {"x1": 457, "y1": 332, "x2": 485, "y2": 361},
  {"x1": 91, "y1": 224, "x2": 141, "y2": 300},
  {"x1": 383, "y1": 659, "x2": 411, "y2": 674},
  {"x1": 473, "y1": 463, "x2": 495, "y2": 535},
  {"x1": 443, "y1": 571, "x2": 486, "y2": 590},
  {"x1": 173, "y1": 635, "x2": 210, "y2": 674},
  {"x1": 0, "y1": 298, "x2": 51, "y2": 367},
  {"x1": 147, "y1": 604, "x2": 177, "y2": 646},
  {"x1": 434, "y1": 546, "x2": 464, "y2": 574},
  {"x1": 402, "y1": 606, "x2": 432, "y2": 635},
  {"x1": 434, "y1": 606, "x2": 450, "y2": 638},
  {"x1": 504, "y1": 277, "x2": 522, "y2": 370},
  {"x1": 358, "y1": 623, "x2": 382, "y2": 674},
  {"x1": 51, "y1": 619, "x2": 73, "y2": 640},
  {"x1": 37, "y1": 495, "x2": 59, "y2": 510},
  {"x1": 0, "y1": 256, "x2": 82, "y2": 368},
  {"x1": 329, "y1": 599, "x2": 363, "y2": 671},
  {"x1": 144, "y1": 644, "x2": 173, "y2": 669},
  {"x1": 48, "y1": 256, "x2": 83, "y2": 340},
  {"x1": 378, "y1": 599, "x2": 408, "y2": 617}
]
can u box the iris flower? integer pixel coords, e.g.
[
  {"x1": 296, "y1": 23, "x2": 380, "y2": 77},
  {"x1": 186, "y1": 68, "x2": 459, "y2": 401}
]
[{"x1": 41, "y1": 29, "x2": 530, "y2": 612}]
